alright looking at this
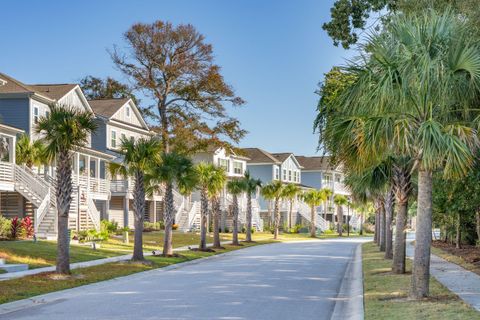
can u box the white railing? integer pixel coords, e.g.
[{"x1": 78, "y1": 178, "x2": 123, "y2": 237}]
[
  {"x1": 252, "y1": 198, "x2": 263, "y2": 231},
  {"x1": 173, "y1": 189, "x2": 186, "y2": 223},
  {"x1": 87, "y1": 196, "x2": 101, "y2": 230},
  {"x1": 188, "y1": 201, "x2": 200, "y2": 228},
  {"x1": 14, "y1": 164, "x2": 49, "y2": 200},
  {"x1": 110, "y1": 180, "x2": 128, "y2": 193},
  {"x1": 0, "y1": 162, "x2": 14, "y2": 182},
  {"x1": 34, "y1": 191, "x2": 51, "y2": 232},
  {"x1": 297, "y1": 200, "x2": 329, "y2": 231}
]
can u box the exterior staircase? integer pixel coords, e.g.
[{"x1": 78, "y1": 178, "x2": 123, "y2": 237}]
[{"x1": 297, "y1": 200, "x2": 330, "y2": 232}]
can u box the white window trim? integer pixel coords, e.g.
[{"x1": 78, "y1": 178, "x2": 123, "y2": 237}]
[
  {"x1": 111, "y1": 130, "x2": 117, "y2": 148},
  {"x1": 33, "y1": 106, "x2": 39, "y2": 124}
]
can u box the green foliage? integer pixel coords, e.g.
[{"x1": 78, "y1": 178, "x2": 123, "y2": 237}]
[
  {"x1": 0, "y1": 216, "x2": 11, "y2": 240},
  {"x1": 16, "y1": 134, "x2": 47, "y2": 168},
  {"x1": 100, "y1": 220, "x2": 118, "y2": 235},
  {"x1": 241, "y1": 226, "x2": 255, "y2": 234},
  {"x1": 143, "y1": 221, "x2": 164, "y2": 232},
  {"x1": 79, "y1": 75, "x2": 139, "y2": 106}
]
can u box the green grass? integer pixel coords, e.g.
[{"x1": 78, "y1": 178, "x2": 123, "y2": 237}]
[
  {"x1": 0, "y1": 241, "x2": 271, "y2": 305},
  {"x1": 363, "y1": 242, "x2": 480, "y2": 320}
]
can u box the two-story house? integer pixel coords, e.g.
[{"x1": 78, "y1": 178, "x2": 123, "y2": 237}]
[
  {"x1": 88, "y1": 98, "x2": 159, "y2": 229},
  {"x1": 0, "y1": 72, "x2": 115, "y2": 238}
]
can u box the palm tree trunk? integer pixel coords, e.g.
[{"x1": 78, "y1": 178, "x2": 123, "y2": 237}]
[
  {"x1": 246, "y1": 193, "x2": 253, "y2": 242},
  {"x1": 199, "y1": 188, "x2": 208, "y2": 250},
  {"x1": 56, "y1": 150, "x2": 73, "y2": 274},
  {"x1": 310, "y1": 205, "x2": 316, "y2": 237},
  {"x1": 393, "y1": 199, "x2": 408, "y2": 274},
  {"x1": 132, "y1": 170, "x2": 145, "y2": 261},
  {"x1": 385, "y1": 189, "x2": 394, "y2": 259},
  {"x1": 288, "y1": 200, "x2": 293, "y2": 229},
  {"x1": 337, "y1": 206, "x2": 343, "y2": 236},
  {"x1": 212, "y1": 197, "x2": 222, "y2": 248},
  {"x1": 374, "y1": 210, "x2": 379, "y2": 244},
  {"x1": 359, "y1": 213, "x2": 364, "y2": 235},
  {"x1": 379, "y1": 203, "x2": 386, "y2": 252},
  {"x1": 162, "y1": 182, "x2": 174, "y2": 256},
  {"x1": 273, "y1": 198, "x2": 280, "y2": 239},
  {"x1": 456, "y1": 212, "x2": 461, "y2": 249},
  {"x1": 232, "y1": 194, "x2": 239, "y2": 245},
  {"x1": 410, "y1": 169, "x2": 433, "y2": 299}
]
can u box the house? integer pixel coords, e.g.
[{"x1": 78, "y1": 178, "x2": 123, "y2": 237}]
[
  {"x1": 296, "y1": 155, "x2": 359, "y2": 228},
  {"x1": 0, "y1": 72, "x2": 115, "y2": 238},
  {"x1": 88, "y1": 98, "x2": 160, "y2": 229}
]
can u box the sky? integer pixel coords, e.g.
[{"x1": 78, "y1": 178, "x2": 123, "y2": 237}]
[{"x1": 0, "y1": 0, "x2": 357, "y2": 156}]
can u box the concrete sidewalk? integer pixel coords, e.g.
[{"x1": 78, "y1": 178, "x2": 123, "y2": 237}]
[
  {"x1": 407, "y1": 242, "x2": 480, "y2": 312},
  {"x1": 0, "y1": 240, "x2": 231, "y2": 281}
]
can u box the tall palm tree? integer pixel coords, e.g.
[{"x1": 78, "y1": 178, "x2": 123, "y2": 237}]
[
  {"x1": 260, "y1": 184, "x2": 275, "y2": 226},
  {"x1": 302, "y1": 189, "x2": 328, "y2": 237},
  {"x1": 146, "y1": 152, "x2": 196, "y2": 256},
  {"x1": 16, "y1": 133, "x2": 46, "y2": 169},
  {"x1": 110, "y1": 137, "x2": 161, "y2": 261},
  {"x1": 321, "y1": 188, "x2": 333, "y2": 221},
  {"x1": 261, "y1": 181, "x2": 284, "y2": 239},
  {"x1": 195, "y1": 163, "x2": 217, "y2": 251},
  {"x1": 333, "y1": 195, "x2": 348, "y2": 236},
  {"x1": 227, "y1": 179, "x2": 246, "y2": 245},
  {"x1": 282, "y1": 184, "x2": 301, "y2": 230},
  {"x1": 242, "y1": 171, "x2": 262, "y2": 242},
  {"x1": 316, "y1": 11, "x2": 480, "y2": 298},
  {"x1": 36, "y1": 104, "x2": 97, "y2": 274},
  {"x1": 208, "y1": 167, "x2": 227, "y2": 248}
]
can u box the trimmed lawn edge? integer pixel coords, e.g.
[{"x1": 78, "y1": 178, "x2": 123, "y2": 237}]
[
  {"x1": 430, "y1": 245, "x2": 480, "y2": 277},
  {"x1": 0, "y1": 241, "x2": 273, "y2": 310}
]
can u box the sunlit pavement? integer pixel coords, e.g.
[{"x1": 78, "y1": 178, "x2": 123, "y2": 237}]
[{"x1": 1, "y1": 238, "x2": 370, "y2": 320}]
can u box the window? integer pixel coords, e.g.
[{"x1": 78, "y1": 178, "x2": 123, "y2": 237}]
[
  {"x1": 288, "y1": 170, "x2": 292, "y2": 181},
  {"x1": 218, "y1": 158, "x2": 229, "y2": 171},
  {"x1": 274, "y1": 167, "x2": 280, "y2": 180},
  {"x1": 111, "y1": 130, "x2": 117, "y2": 148},
  {"x1": 33, "y1": 107, "x2": 39, "y2": 124},
  {"x1": 297, "y1": 171, "x2": 301, "y2": 182},
  {"x1": 130, "y1": 135, "x2": 135, "y2": 142},
  {"x1": 126, "y1": 106, "x2": 131, "y2": 117},
  {"x1": 283, "y1": 169, "x2": 287, "y2": 180},
  {"x1": 233, "y1": 161, "x2": 243, "y2": 174},
  {"x1": 335, "y1": 174, "x2": 342, "y2": 183},
  {"x1": 121, "y1": 133, "x2": 126, "y2": 142},
  {"x1": 45, "y1": 110, "x2": 50, "y2": 118}
]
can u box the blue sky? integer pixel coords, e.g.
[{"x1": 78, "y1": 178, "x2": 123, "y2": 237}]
[{"x1": 0, "y1": 0, "x2": 356, "y2": 156}]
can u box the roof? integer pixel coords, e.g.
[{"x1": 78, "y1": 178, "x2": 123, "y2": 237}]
[
  {"x1": 242, "y1": 148, "x2": 281, "y2": 164},
  {"x1": 88, "y1": 98, "x2": 130, "y2": 118},
  {"x1": 271, "y1": 152, "x2": 293, "y2": 162},
  {"x1": 28, "y1": 84, "x2": 77, "y2": 101},
  {"x1": 296, "y1": 156, "x2": 331, "y2": 171},
  {"x1": 0, "y1": 72, "x2": 38, "y2": 95}
]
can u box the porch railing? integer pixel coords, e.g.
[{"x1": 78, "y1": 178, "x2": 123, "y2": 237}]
[{"x1": 0, "y1": 162, "x2": 14, "y2": 182}]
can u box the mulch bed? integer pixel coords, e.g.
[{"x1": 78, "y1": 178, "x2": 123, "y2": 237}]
[{"x1": 432, "y1": 240, "x2": 480, "y2": 266}]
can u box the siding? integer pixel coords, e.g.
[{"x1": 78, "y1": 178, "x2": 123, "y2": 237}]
[
  {"x1": 246, "y1": 164, "x2": 274, "y2": 211},
  {"x1": 301, "y1": 172, "x2": 322, "y2": 189},
  {"x1": 0, "y1": 98, "x2": 30, "y2": 133},
  {"x1": 111, "y1": 102, "x2": 143, "y2": 127},
  {"x1": 106, "y1": 123, "x2": 149, "y2": 150},
  {"x1": 91, "y1": 119, "x2": 107, "y2": 153}
]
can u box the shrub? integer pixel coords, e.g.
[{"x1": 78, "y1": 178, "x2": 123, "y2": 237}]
[
  {"x1": 241, "y1": 226, "x2": 255, "y2": 234},
  {"x1": 21, "y1": 216, "x2": 34, "y2": 238},
  {"x1": 10, "y1": 217, "x2": 22, "y2": 239},
  {"x1": 101, "y1": 220, "x2": 118, "y2": 235},
  {"x1": 143, "y1": 221, "x2": 164, "y2": 232},
  {"x1": 86, "y1": 228, "x2": 109, "y2": 242},
  {"x1": 0, "y1": 216, "x2": 11, "y2": 240},
  {"x1": 172, "y1": 224, "x2": 179, "y2": 230},
  {"x1": 323, "y1": 229, "x2": 335, "y2": 235}
]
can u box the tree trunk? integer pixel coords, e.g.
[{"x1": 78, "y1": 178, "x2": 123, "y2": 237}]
[
  {"x1": 310, "y1": 206, "x2": 316, "y2": 237},
  {"x1": 288, "y1": 200, "x2": 293, "y2": 229},
  {"x1": 158, "y1": 104, "x2": 169, "y2": 153},
  {"x1": 393, "y1": 199, "x2": 408, "y2": 274},
  {"x1": 162, "y1": 182, "x2": 174, "y2": 256},
  {"x1": 379, "y1": 203, "x2": 386, "y2": 252},
  {"x1": 374, "y1": 211, "x2": 379, "y2": 244},
  {"x1": 246, "y1": 193, "x2": 253, "y2": 242},
  {"x1": 232, "y1": 194, "x2": 239, "y2": 245},
  {"x1": 476, "y1": 210, "x2": 480, "y2": 246},
  {"x1": 456, "y1": 212, "x2": 461, "y2": 249},
  {"x1": 337, "y1": 206, "x2": 343, "y2": 236},
  {"x1": 385, "y1": 189, "x2": 394, "y2": 260},
  {"x1": 132, "y1": 170, "x2": 145, "y2": 261},
  {"x1": 273, "y1": 198, "x2": 280, "y2": 239},
  {"x1": 359, "y1": 213, "x2": 364, "y2": 235},
  {"x1": 212, "y1": 197, "x2": 222, "y2": 248},
  {"x1": 199, "y1": 188, "x2": 208, "y2": 250},
  {"x1": 410, "y1": 169, "x2": 433, "y2": 299},
  {"x1": 56, "y1": 150, "x2": 73, "y2": 274}
]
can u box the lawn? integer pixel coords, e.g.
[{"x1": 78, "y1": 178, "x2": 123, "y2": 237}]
[
  {"x1": 0, "y1": 241, "x2": 271, "y2": 305},
  {"x1": 431, "y1": 241, "x2": 480, "y2": 276},
  {"x1": 362, "y1": 242, "x2": 480, "y2": 320}
]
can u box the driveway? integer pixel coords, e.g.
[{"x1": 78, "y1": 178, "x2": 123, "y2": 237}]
[{"x1": 1, "y1": 238, "x2": 368, "y2": 320}]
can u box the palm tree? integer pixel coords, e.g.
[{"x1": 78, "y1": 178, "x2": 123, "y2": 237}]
[
  {"x1": 261, "y1": 181, "x2": 284, "y2": 239},
  {"x1": 227, "y1": 179, "x2": 246, "y2": 245},
  {"x1": 208, "y1": 167, "x2": 227, "y2": 248},
  {"x1": 333, "y1": 195, "x2": 348, "y2": 236},
  {"x1": 147, "y1": 152, "x2": 196, "y2": 256},
  {"x1": 321, "y1": 188, "x2": 333, "y2": 221},
  {"x1": 260, "y1": 183, "x2": 275, "y2": 226},
  {"x1": 316, "y1": 11, "x2": 480, "y2": 298},
  {"x1": 302, "y1": 189, "x2": 328, "y2": 237},
  {"x1": 16, "y1": 133, "x2": 46, "y2": 169},
  {"x1": 36, "y1": 104, "x2": 97, "y2": 274},
  {"x1": 242, "y1": 171, "x2": 262, "y2": 242},
  {"x1": 282, "y1": 184, "x2": 301, "y2": 230},
  {"x1": 195, "y1": 163, "x2": 217, "y2": 251},
  {"x1": 110, "y1": 137, "x2": 161, "y2": 261}
]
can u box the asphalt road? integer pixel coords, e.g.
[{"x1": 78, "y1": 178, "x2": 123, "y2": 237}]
[{"x1": 2, "y1": 238, "x2": 367, "y2": 320}]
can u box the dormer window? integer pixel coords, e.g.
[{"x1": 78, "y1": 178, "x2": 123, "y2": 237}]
[
  {"x1": 218, "y1": 158, "x2": 229, "y2": 171},
  {"x1": 126, "y1": 106, "x2": 131, "y2": 117}
]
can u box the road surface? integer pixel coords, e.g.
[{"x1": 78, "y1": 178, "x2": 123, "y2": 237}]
[{"x1": 1, "y1": 238, "x2": 367, "y2": 320}]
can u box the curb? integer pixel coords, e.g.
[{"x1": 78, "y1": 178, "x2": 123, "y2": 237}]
[
  {"x1": 330, "y1": 243, "x2": 364, "y2": 320},
  {"x1": 0, "y1": 242, "x2": 272, "y2": 316}
]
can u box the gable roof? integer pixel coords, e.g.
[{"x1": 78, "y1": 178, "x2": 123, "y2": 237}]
[
  {"x1": 89, "y1": 98, "x2": 130, "y2": 118},
  {"x1": 296, "y1": 156, "x2": 332, "y2": 171},
  {"x1": 28, "y1": 84, "x2": 77, "y2": 101},
  {"x1": 242, "y1": 148, "x2": 281, "y2": 164},
  {"x1": 271, "y1": 152, "x2": 293, "y2": 163}
]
